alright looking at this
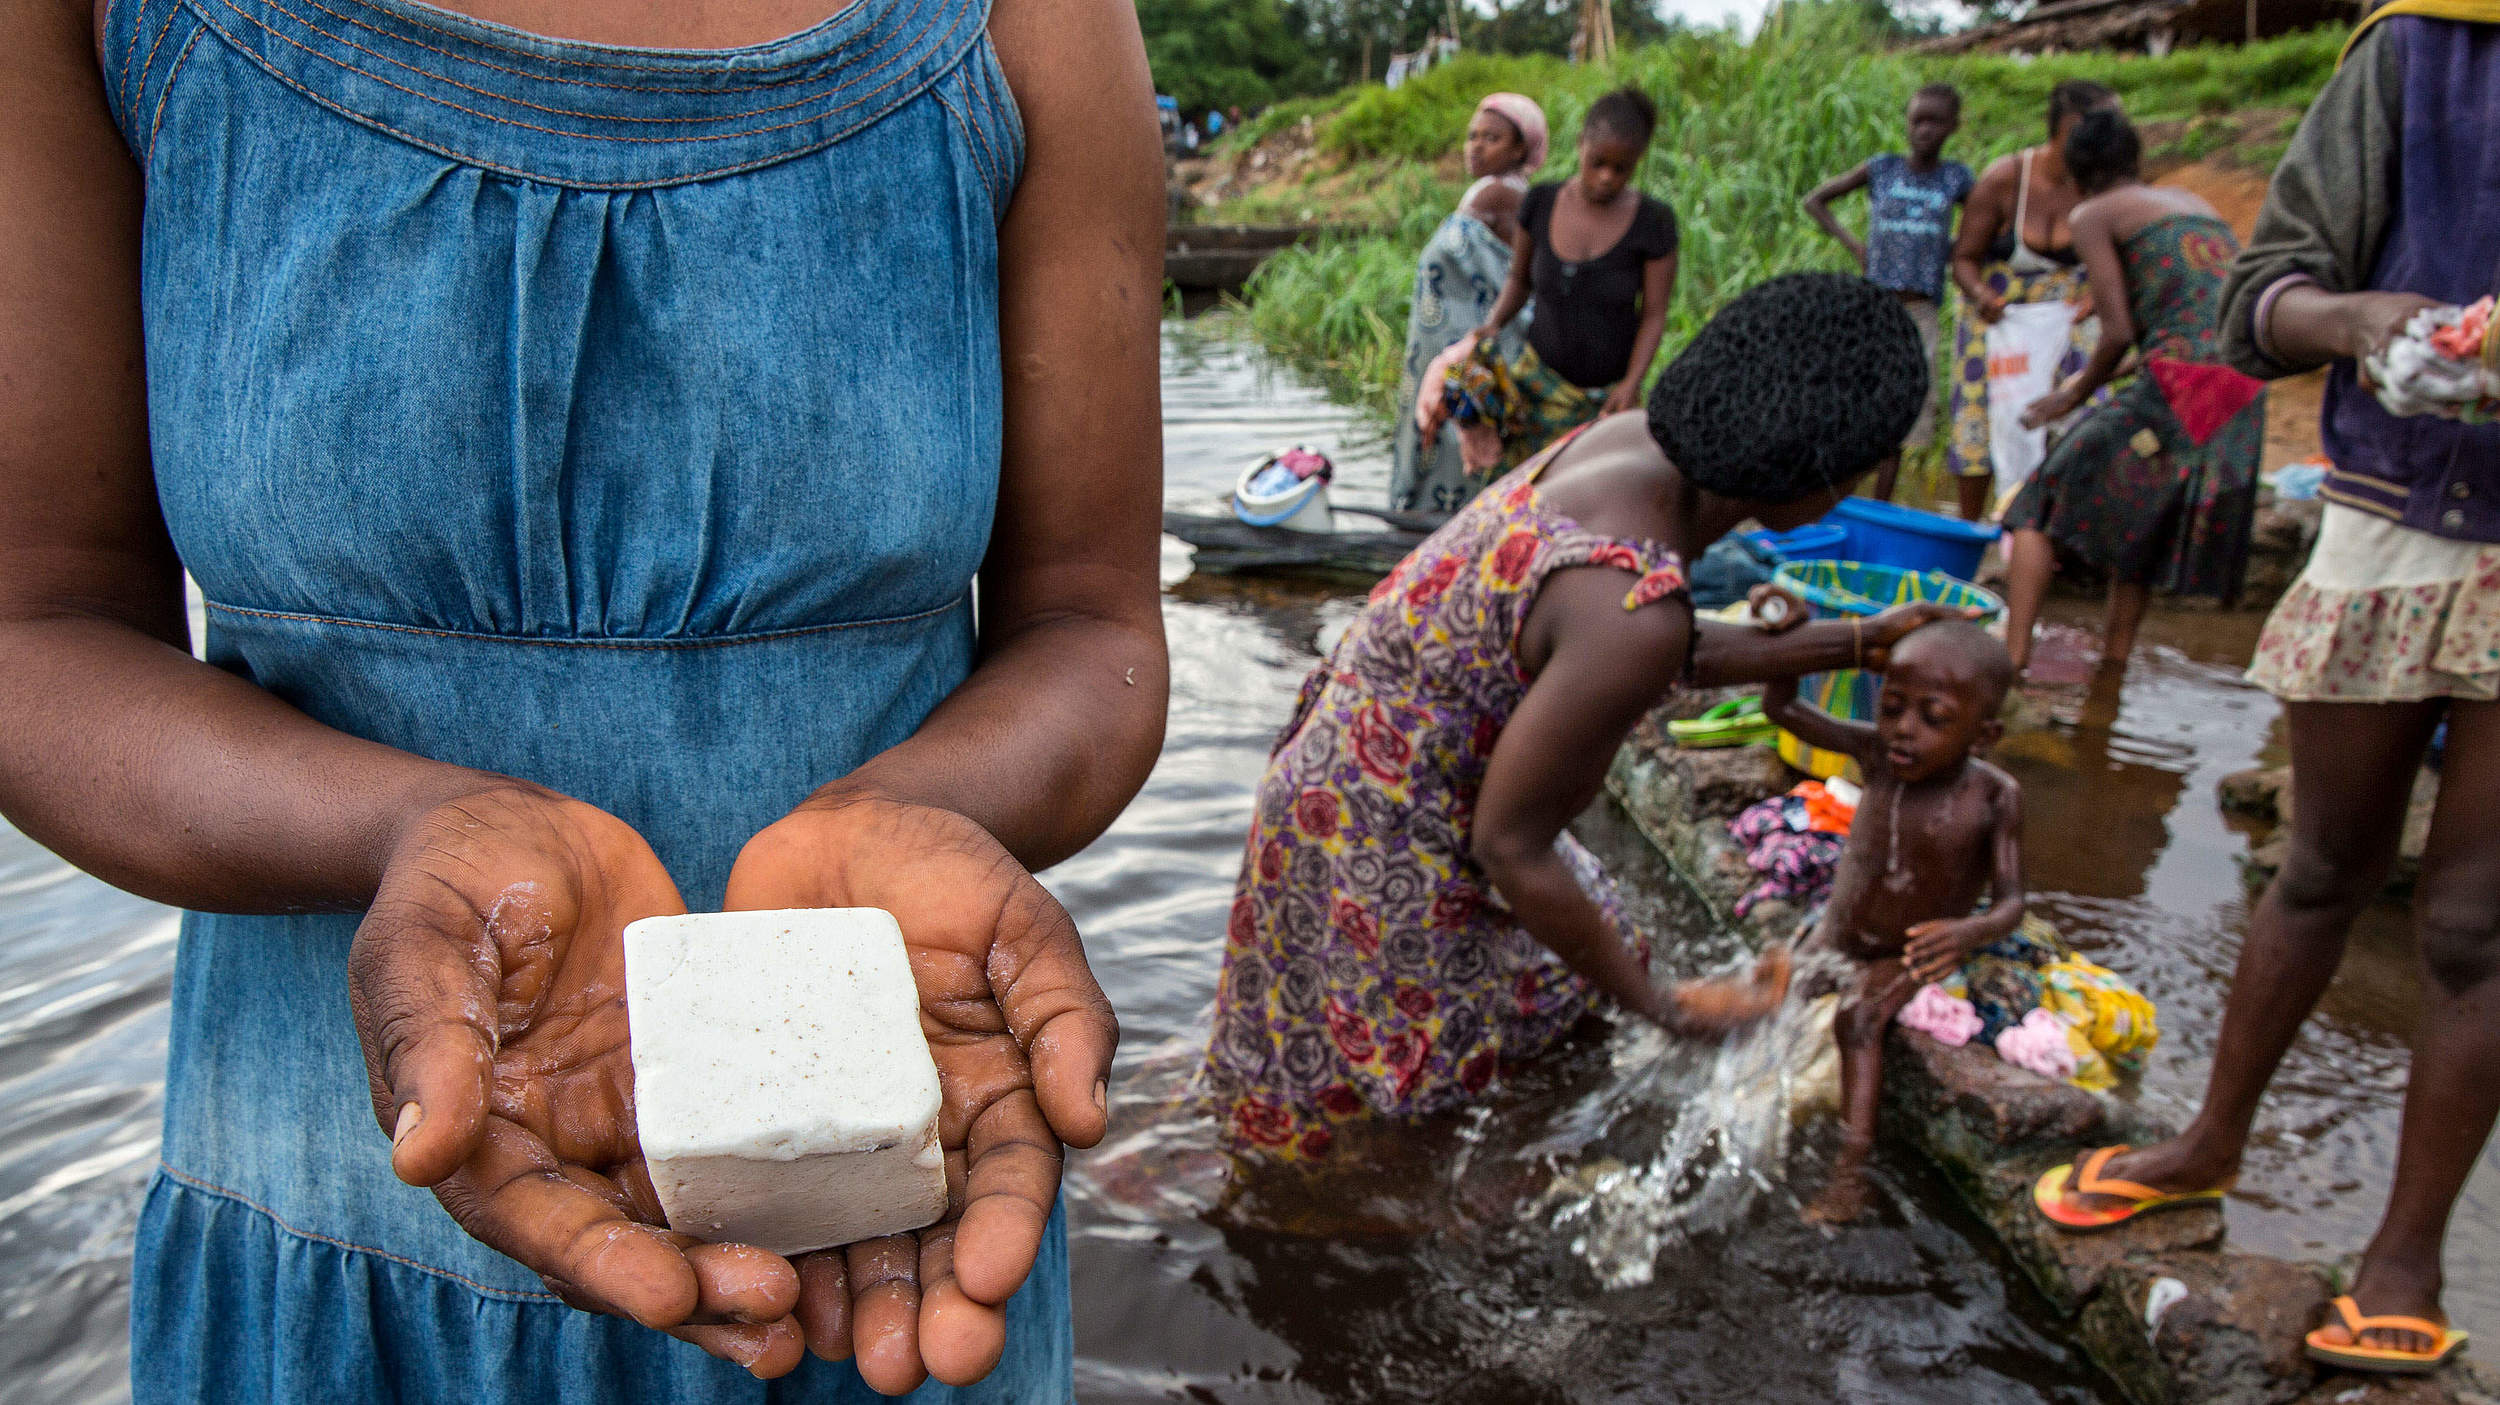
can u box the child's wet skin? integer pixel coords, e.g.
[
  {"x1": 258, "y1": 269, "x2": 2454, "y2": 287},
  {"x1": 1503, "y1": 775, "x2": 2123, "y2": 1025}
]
[{"x1": 1767, "y1": 622, "x2": 2022, "y2": 1223}]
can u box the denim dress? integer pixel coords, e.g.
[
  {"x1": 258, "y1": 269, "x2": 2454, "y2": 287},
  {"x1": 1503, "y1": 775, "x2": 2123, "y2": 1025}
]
[{"x1": 97, "y1": 0, "x2": 1066, "y2": 1397}]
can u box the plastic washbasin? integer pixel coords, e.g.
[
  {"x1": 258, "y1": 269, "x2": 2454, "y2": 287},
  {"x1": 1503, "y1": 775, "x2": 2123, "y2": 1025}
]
[
  {"x1": 1828, "y1": 496, "x2": 2000, "y2": 581},
  {"x1": 1738, "y1": 521, "x2": 1848, "y2": 563}
]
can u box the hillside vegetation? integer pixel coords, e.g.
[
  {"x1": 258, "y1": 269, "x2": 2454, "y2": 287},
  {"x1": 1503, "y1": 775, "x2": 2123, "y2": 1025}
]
[{"x1": 1221, "y1": 5, "x2": 2341, "y2": 417}]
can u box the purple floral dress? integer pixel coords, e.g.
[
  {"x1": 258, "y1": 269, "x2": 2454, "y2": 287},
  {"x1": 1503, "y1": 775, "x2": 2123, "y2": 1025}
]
[{"x1": 1204, "y1": 433, "x2": 1687, "y2": 1159}]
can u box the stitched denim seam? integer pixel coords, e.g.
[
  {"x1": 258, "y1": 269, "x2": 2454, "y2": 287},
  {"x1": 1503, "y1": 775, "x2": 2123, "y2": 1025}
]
[
  {"x1": 205, "y1": 593, "x2": 967, "y2": 648},
  {"x1": 985, "y1": 47, "x2": 1026, "y2": 185},
  {"x1": 204, "y1": 0, "x2": 972, "y2": 149},
  {"x1": 267, "y1": 0, "x2": 937, "y2": 125},
  {"x1": 131, "y1": 1, "x2": 185, "y2": 124},
  {"x1": 147, "y1": 26, "x2": 207, "y2": 165},
  {"x1": 323, "y1": 0, "x2": 927, "y2": 78},
  {"x1": 220, "y1": 0, "x2": 937, "y2": 130},
  {"x1": 291, "y1": 0, "x2": 905, "y2": 97},
  {"x1": 156, "y1": 1163, "x2": 566, "y2": 1304},
  {"x1": 115, "y1": 0, "x2": 149, "y2": 124},
  {"x1": 187, "y1": 8, "x2": 977, "y2": 186},
  {"x1": 963, "y1": 45, "x2": 1021, "y2": 190},
  {"x1": 929, "y1": 87, "x2": 998, "y2": 214}
]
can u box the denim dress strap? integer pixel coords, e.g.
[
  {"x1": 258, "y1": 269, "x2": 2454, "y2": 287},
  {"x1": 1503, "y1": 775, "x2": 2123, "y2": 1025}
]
[{"x1": 101, "y1": 0, "x2": 1060, "y2": 1397}]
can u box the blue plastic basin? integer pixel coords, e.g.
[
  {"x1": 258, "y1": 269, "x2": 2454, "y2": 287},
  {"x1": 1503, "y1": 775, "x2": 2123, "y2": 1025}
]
[
  {"x1": 1740, "y1": 521, "x2": 1848, "y2": 562},
  {"x1": 1828, "y1": 497, "x2": 1999, "y2": 581}
]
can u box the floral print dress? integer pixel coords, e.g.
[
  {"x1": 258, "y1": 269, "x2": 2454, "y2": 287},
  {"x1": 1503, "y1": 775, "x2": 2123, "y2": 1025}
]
[{"x1": 1205, "y1": 434, "x2": 1687, "y2": 1160}]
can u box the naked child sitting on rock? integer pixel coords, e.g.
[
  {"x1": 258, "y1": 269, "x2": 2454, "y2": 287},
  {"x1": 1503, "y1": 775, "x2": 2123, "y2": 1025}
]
[{"x1": 1765, "y1": 620, "x2": 2024, "y2": 1223}]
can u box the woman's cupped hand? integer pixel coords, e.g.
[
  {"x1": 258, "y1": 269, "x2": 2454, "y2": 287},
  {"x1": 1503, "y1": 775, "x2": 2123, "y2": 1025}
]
[{"x1": 345, "y1": 782, "x2": 1117, "y2": 1394}]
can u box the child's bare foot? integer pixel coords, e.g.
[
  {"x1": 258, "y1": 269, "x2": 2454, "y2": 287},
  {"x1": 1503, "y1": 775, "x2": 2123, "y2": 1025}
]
[
  {"x1": 1803, "y1": 1169, "x2": 1869, "y2": 1224},
  {"x1": 1668, "y1": 946, "x2": 1793, "y2": 1034}
]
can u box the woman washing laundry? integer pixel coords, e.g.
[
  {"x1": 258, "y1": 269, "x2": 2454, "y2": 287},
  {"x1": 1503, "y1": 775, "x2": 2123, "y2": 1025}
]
[
  {"x1": 1207, "y1": 276, "x2": 1964, "y2": 1159},
  {"x1": 1422, "y1": 87, "x2": 1678, "y2": 476},
  {"x1": 1945, "y1": 81, "x2": 2121, "y2": 521},
  {"x1": 1391, "y1": 93, "x2": 1549, "y2": 516},
  {"x1": 1997, "y1": 108, "x2": 2265, "y2": 676}
]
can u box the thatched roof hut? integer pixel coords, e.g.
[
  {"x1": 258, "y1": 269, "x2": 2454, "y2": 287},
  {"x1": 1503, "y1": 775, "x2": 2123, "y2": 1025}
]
[{"x1": 1914, "y1": 0, "x2": 2359, "y2": 55}]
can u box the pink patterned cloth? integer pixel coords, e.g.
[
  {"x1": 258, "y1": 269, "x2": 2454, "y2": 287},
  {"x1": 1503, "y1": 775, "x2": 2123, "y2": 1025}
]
[
  {"x1": 1897, "y1": 984, "x2": 1982, "y2": 1048},
  {"x1": 1993, "y1": 1008, "x2": 2079, "y2": 1082},
  {"x1": 1204, "y1": 433, "x2": 1686, "y2": 1159}
]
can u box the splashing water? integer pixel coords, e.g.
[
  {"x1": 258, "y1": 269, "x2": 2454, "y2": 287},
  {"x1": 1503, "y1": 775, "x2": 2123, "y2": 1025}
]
[{"x1": 1527, "y1": 946, "x2": 1855, "y2": 1289}]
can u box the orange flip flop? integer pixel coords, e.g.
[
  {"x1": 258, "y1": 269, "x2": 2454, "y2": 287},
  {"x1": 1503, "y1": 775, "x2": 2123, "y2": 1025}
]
[
  {"x1": 2032, "y1": 1145, "x2": 2230, "y2": 1232},
  {"x1": 2305, "y1": 1295, "x2": 2470, "y2": 1375}
]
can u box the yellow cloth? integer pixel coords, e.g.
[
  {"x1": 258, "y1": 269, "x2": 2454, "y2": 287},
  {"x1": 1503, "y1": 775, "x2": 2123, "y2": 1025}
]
[
  {"x1": 2039, "y1": 957, "x2": 2159, "y2": 1073},
  {"x1": 2344, "y1": 0, "x2": 2500, "y2": 63}
]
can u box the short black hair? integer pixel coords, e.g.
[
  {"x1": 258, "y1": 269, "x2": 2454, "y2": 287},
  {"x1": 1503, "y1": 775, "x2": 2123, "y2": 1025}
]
[
  {"x1": 1584, "y1": 86, "x2": 1658, "y2": 147},
  {"x1": 2047, "y1": 79, "x2": 2118, "y2": 138},
  {"x1": 2063, "y1": 107, "x2": 2140, "y2": 193},
  {"x1": 1890, "y1": 620, "x2": 2014, "y2": 714},
  {"x1": 1912, "y1": 82, "x2": 1961, "y2": 115},
  {"x1": 1645, "y1": 273, "x2": 1927, "y2": 505}
]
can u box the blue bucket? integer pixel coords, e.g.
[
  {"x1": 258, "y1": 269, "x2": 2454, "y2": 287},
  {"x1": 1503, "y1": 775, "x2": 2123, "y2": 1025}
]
[
  {"x1": 1829, "y1": 497, "x2": 1999, "y2": 580},
  {"x1": 1740, "y1": 521, "x2": 1848, "y2": 563}
]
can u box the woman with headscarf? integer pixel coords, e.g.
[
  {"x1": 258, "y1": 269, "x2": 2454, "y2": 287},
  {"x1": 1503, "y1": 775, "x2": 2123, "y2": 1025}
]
[{"x1": 1390, "y1": 93, "x2": 1548, "y2": 516}]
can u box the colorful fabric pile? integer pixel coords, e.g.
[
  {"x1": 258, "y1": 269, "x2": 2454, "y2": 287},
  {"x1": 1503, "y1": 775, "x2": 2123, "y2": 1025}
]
[
  {"x1": 2366, "y1": 295, "x2": 2500, "y2": 422},
  {"x1": 1727, "y1": 779, "x2": 1857, "y2": 917},
  {"x1": 1894, "y1": 914, "x2": 2160, "y2": 1092}
]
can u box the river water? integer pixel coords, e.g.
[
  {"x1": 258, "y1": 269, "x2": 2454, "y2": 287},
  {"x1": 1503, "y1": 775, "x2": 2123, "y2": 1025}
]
[{"x1": 0, "y1": 318, "x2": 2490, "y2": 1402}]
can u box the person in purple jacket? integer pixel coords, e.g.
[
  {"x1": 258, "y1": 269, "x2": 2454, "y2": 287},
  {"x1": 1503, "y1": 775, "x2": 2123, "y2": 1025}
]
[{"x1": 2033, "y1": 1, "x2": 2497, "y2": 1377}]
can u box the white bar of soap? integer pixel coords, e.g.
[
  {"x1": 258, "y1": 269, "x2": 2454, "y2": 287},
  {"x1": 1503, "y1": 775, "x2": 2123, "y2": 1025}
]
[{"x1": 624, "y1": 908, "x2": 947, "y2": 1257}]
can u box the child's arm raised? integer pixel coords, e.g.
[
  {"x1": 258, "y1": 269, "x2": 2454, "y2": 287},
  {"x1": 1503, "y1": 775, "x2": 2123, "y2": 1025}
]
[
  {"x1": 1475, "y1": 569, "x2": 1781, "y2": 1033},
  {"x1": 1902, "y1": 771, "x2": 2026, "y2": 985},
  {"x1": 1801, "y1": 162, "x2": 1871, "y2": 271},
  {"x1": 1760, "y1": 673, "x2": 1881, "y2": 765}
]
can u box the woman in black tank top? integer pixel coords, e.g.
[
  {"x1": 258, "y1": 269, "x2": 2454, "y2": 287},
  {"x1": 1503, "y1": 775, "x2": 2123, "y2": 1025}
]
[{"x1": 1433, "y1": 87, "x2": 1679, "y2": 477}]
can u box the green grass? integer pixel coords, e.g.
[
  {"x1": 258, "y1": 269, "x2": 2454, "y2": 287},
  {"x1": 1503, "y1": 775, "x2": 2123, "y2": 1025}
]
[{"x1": 1226, "y1": 5, "x2": 2341, "y2": 431}]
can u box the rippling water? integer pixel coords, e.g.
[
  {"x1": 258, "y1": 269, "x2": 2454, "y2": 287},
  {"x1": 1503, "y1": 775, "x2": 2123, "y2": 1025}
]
[{"x1": 0, "y1": 317, "x2": 2489, "y2": 1403}]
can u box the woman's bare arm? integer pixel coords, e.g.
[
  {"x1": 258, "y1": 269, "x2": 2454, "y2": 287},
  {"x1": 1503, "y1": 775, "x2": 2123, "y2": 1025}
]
[
  {"x1": 800, "y1": 0, "x2": 1168, "y2": 871},
  {"x1": 1802, "y1": 162, "x2": 1871, "y2": 268},
  {"x1": 1472, "y1": 570, "x2": 1688, "y2": 1025},
  {"x1": 0, "y1": 0, "x2": 495, "y2": 912},
  {"x1": 1951, "y1": 157, "x2": 2015, "y2": 322},
  {"x1": 1604, "y1": 251, "x2": 1675, "y2": 415}
]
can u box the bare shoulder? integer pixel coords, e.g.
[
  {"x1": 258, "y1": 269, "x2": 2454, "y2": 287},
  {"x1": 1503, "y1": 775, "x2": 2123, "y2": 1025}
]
[
  {"x1": 985, "y1": 0, "x2": 1152, "y2": 113},
  {"x1": 1972, "y1": 758, "x2": 2022, "y2": 808},
  {"x1": 1463, "y1": 179, "x2": 1524, "y2": 223}
]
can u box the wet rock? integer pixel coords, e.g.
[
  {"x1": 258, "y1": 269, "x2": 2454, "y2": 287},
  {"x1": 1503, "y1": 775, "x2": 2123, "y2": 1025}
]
[
  {"x1": 2080, "y1": 1254, "x2": 2331, "y2": 1405},
  {"x1": 2219, "y1": 766, "x2": 2291, "y2": 820},
  {"x1": 1883, "y1": 1028, "x2": 2117, "y2": 1157},
  {"x1": 1604, "y1": 720, "x2": 1795, "y2": 940},
  {"x1": 2297, "y1": 1372, "x2": 2498, "y2": 1405},
  {"x1": 2252, "y1": 498, "x2": 2323, "y2": 559},
  {"x1": 1880, "y1": 1030, "x2": 2216, "y2": 1311}
]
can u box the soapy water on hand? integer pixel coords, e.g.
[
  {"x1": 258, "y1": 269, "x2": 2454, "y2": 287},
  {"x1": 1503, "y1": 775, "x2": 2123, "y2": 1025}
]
[{"x1": 1525, "y1": 945, "x2": 1851, "y2": 1290}]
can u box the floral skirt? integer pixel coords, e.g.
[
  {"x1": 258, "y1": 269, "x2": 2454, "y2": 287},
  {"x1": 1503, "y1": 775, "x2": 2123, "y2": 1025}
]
[
  {"x1": 2248, "y1": 504, "x2": 2500, "y2": 703},
  {"x1": 1446, "y1": 339, "x2": 1603, "y2": 475}
]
